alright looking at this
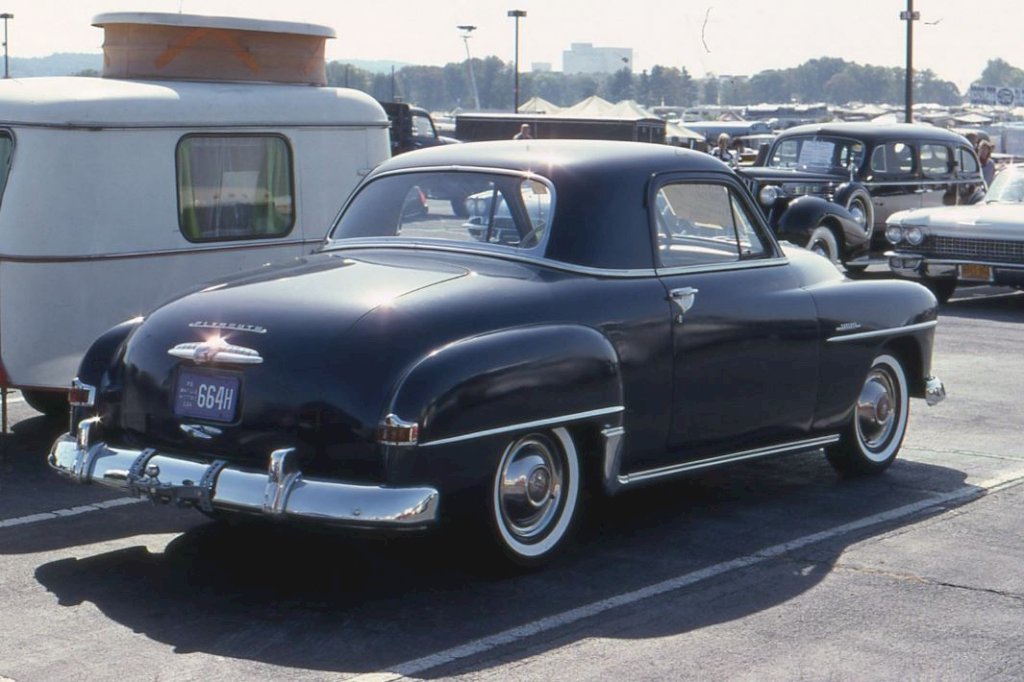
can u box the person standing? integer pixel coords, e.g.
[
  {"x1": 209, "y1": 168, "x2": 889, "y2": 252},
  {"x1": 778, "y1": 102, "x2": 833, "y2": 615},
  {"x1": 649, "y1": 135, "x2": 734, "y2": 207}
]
[
  {"x1": 710, "y1": 133, "x2": 735, "y2": 165},
  {"x1": 513, "y1": 123, "x2": 533, "y2": 140},
  {"x1": 978, "y1": 140, "x2": 996, "y2": 186}
]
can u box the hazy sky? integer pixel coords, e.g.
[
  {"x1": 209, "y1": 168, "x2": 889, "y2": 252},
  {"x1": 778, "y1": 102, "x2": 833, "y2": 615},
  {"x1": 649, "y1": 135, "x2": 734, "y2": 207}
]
[{"x1": 1, "y1": 0, "x2": 1021, "y2": 90}]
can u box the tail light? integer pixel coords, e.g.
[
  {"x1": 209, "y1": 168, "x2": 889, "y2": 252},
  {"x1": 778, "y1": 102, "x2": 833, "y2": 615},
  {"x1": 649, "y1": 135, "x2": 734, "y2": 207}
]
[{"x1": 377, "y1": 414, "x2": 419, "y2": 446}]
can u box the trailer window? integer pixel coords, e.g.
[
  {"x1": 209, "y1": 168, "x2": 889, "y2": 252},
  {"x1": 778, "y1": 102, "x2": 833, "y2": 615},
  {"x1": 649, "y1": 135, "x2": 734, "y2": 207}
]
[
  {"x1": 176, "y1": 135, "x2": 294, "y2": 242},
  {"x1": 0, "y1": 132, "x2": 12, "y2": 206}
]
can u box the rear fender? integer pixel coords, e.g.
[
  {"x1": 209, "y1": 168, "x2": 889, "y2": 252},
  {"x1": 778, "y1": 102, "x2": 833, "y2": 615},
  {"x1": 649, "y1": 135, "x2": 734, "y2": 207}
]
[
  {"x1": 71, "y1": 317, "x2": 143, "y2": 435},
  {"x1": 384, "y1": 324, "x2": 624, "y2": 488}
]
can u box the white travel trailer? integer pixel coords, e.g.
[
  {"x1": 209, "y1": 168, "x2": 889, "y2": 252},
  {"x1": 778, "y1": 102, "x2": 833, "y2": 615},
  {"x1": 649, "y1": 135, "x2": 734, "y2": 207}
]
[{"x1": 0, "y1": 13, "x2": 390, "y2": 414}]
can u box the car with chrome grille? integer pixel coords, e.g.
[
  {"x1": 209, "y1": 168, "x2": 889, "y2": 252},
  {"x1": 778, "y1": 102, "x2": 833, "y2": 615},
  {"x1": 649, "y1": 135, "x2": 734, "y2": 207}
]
[
  {"x1": 886, "y1": 163, "x2": 1024, "y2": 302},
  {"x1": 742, "y1": 123, "x2": 985, "y2": 268},
  {"x1": 49, "y1": 140, "x2": 946, "y2": 566}
]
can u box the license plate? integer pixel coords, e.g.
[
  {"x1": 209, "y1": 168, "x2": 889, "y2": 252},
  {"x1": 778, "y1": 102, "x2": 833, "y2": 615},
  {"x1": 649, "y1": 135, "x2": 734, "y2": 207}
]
[
  {"x1": 959, "y1": 264, "x2": 993, "y2": 282},
  {"x1": 174, "y1": 368, "x2": 240, "y2": 422}
]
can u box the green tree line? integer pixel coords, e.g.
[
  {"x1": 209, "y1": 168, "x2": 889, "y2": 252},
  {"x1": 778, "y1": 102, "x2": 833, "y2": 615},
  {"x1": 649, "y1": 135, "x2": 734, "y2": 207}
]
[{"x1": 326, "y1": 57, "x2": 1019, "y2": 112}]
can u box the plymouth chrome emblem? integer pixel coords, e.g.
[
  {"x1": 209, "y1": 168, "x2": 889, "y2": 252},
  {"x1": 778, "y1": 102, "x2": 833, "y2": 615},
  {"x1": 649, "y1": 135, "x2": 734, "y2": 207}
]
[
  {"x1": 180, "y1": 423, "x2": 223, "y2": 440},
  {"x1": 168, "y1": 340, "x2": 264, "y2": 365},
  {"x1": 189, "y1": 321, "x2": 267, "y2": 334},
  {"x1": 836, "y1": 322, "x2": 863, "y2": 333}
]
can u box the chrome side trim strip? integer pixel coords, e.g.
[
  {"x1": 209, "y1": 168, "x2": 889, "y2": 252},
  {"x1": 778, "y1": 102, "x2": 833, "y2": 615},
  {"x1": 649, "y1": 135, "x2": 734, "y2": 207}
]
[
  {"x1": 827, "y1": 320, "x2": 938, "y2": 343},
  {"x1": 655, "y1": 257, "x2": 789, "y2": 277},
  {"x1": 419, "y1": 406, "x2": 626, "y2": 447},
  {"x1": 324, "y1": 243, "x2": 790, "y2": 280},
  {"x1": 618, "y1": 435, "x2": 840, "y2": 486},
  {"x1": 0, "y1": 238, "x2": 321, "y2": 264},
  {"x1": 864, "y1": 178, "x2": 980, "y2": 189}
]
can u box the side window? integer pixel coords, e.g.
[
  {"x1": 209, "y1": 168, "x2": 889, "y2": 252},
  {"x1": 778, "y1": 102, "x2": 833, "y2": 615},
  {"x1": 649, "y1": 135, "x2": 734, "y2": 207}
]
[
  {"x1": 920, "y1": 144, "x2": 951, "y2": 177},
  {"x1": 411, "y1": 112, "x2": 437, "y2": 140},
  {"x1": 770, "y1": 139, "x2": 800, "y2": 168},
  {"x1": 177, "y1": 135, "x2": 294, "y2": 242},
  {"x1": 872, "y1": 142, "x2": 916, "y2": 175},
  {"x1": 730, "y1": 194, "x2": 768, "y2": 258},
  {"x1": 870, "y1": 145, "x2": 887, "y2": 173},
  {"x1": 654, "y1": 182, "x2": 767, "y2": 268},
  {"x1": 958, "y1": 147, "x2": 979, "y2": 175}
]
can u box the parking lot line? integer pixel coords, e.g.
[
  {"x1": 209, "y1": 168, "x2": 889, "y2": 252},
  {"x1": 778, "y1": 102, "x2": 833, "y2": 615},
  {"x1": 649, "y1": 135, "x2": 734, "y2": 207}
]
[
  {"x1": 350, "y1": 469, "x2": 1024, "y2": 682},
  {"x1": 0, "y1": 497, "x2": 143, "y2": 529}
]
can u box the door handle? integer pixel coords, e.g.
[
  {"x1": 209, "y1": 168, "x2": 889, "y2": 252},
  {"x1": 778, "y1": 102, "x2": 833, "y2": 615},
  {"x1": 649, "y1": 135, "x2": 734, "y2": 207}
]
[{"x1": 668, "y1": 287, "x2": 698, "y2": 321}]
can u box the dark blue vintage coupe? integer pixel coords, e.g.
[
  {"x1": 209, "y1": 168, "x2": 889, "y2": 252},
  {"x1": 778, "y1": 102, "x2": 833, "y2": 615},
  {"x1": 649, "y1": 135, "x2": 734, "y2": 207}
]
[{"x1": 50, "y1": 140, "x2": 946, "y2": 565}]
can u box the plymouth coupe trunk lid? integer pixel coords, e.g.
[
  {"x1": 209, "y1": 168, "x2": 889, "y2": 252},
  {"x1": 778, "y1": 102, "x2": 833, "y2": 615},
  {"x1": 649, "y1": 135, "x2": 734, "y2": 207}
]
[{"x1": 113, "y1": 252, "x2": 470, "y2": 471}]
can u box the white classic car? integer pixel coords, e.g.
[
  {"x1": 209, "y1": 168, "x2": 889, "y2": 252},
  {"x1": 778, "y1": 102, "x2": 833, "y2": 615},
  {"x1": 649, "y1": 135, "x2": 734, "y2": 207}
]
[{"x1": 886, "y1": 164, "x2": 1024, "y2": 302}]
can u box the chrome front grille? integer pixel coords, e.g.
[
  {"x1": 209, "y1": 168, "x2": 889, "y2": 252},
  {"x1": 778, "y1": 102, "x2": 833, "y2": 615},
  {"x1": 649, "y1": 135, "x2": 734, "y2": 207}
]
[{"x1": 921, "y1": 236, "x2": 1024, "y2": 264}]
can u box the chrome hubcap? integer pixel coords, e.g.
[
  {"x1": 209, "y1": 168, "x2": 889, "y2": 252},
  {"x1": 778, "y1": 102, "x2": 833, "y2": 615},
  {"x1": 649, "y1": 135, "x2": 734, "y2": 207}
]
[
  {"x1": 849, "y1": 201, "x2": 867, "y2": 229},
  {"x1": 498, "y1": 436, "x2": 563, "y2": 540},
  {"x1": 857, "y1": 367, "x2": 898, "y2": 452}
]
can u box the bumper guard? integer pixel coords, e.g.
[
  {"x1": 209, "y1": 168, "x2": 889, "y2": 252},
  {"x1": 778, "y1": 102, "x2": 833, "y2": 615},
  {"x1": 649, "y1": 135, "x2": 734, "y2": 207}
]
[{"x1": 48, "y1": 419, "x2": 439, "y2": 529}]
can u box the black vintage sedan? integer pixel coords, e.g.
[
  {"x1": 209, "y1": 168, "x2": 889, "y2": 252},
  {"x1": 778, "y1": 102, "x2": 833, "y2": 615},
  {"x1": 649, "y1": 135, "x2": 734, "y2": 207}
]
[
  {"x1": 743, "y1": 123, "x2": 984, "y2": 267},
  {"x1": 50, "y1": 140, "x2": 947, "y2": 566}
]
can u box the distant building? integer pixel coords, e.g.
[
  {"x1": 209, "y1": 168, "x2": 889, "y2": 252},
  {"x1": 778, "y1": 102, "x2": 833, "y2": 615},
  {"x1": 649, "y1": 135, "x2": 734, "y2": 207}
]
[
  {"x1": 562, "y1": 43, "x2": 632, "y2": 75},
  {"x1": 532, "y1": 62, "x2": 552, "y2": 73}
]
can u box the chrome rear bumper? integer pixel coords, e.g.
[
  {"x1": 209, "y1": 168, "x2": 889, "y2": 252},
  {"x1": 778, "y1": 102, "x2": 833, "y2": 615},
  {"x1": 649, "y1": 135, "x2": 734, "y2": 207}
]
[{"x1": 48, "y1": 418, "x2": 439, "y2": 528}]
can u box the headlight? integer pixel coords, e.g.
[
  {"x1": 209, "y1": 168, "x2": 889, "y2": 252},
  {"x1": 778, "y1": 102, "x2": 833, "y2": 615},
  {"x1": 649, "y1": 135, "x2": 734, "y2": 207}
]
[
  {"x1": 758, "y1": 185, "x2": 782, "y2": 206},
  {"x1": 885, "y1": 225, "x2": 904, "y2": 244},
  {"x1": 905, "y1": 226, "x2": 925, "y2": 245}
]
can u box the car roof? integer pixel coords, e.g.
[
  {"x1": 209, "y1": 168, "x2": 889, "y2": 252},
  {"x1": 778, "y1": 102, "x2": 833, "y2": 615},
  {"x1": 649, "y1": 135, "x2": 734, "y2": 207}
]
[
  {"x1": 370, "y1": 139, "x2": 731, "y2": 179},
  {"x1": 362, "y1": 140, "x2": 746, "y2": 271},
  {"x1": 776, "y1": 122, "x2": 972, "y2": 145}
]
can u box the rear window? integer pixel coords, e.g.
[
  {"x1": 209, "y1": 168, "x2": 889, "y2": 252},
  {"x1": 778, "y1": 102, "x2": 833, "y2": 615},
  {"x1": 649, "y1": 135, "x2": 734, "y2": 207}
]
[
  {"x1": 176, "y1": 135, "x2": 295, "y2": 242},
  {"x1": 330, "y1": 171, "x2": 554, "y2": 252}
]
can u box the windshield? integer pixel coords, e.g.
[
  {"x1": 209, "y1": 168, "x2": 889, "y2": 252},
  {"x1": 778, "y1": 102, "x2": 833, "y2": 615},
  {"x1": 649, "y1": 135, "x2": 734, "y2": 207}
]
[
  {"x1": 329, "y1": 171, "x2": 554, "y2": 251},
  {"x1": 768, "y1": 135, "x2": 865, "y2": 172},
  {"x1": 985, "y1": 167, "x2": 1024, "y2": 203}
]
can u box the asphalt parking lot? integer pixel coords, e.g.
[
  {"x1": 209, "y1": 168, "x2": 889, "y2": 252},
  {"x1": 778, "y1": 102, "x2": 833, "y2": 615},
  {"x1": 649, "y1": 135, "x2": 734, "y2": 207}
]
[{"x1": 1, "y1": 286, "x2": 1022, "y2": 681}]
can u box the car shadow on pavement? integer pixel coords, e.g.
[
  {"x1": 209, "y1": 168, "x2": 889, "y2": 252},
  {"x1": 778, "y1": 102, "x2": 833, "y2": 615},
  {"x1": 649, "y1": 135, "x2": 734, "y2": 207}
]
[{"x1": 33, "y1": 454, "x2": 980, "y2": 677}]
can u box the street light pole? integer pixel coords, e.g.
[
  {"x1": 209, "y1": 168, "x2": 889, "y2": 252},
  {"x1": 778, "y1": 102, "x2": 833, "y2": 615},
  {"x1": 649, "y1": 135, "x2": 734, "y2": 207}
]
[
  {"x1": 507, "y1": 9, "x2": 526, "y2": 113},
  {"x1": 1, "y1": 13, "x2": 13, "y2": 80},
  {"x1": 900, "y1": 1, "x2": 919, "y2": 123},
  {"x1": 457, "y1": 25, "x2": 481, "y2": 111}
]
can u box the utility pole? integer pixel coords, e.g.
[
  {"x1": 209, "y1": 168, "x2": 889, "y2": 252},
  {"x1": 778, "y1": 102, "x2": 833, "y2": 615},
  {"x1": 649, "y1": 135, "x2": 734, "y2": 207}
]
[
  {"x1": 457, "y1": 25, "x2": 481, "y2": 110},
  {"x1": 507, "y1": 10, "x2": 526, "y2": 113},
  {"x1": 1, "y1": 13, "x2": 13, "y2": 79},
  {"x1": 900, "y1": 1, "x2": 919, "y2": 123}
]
